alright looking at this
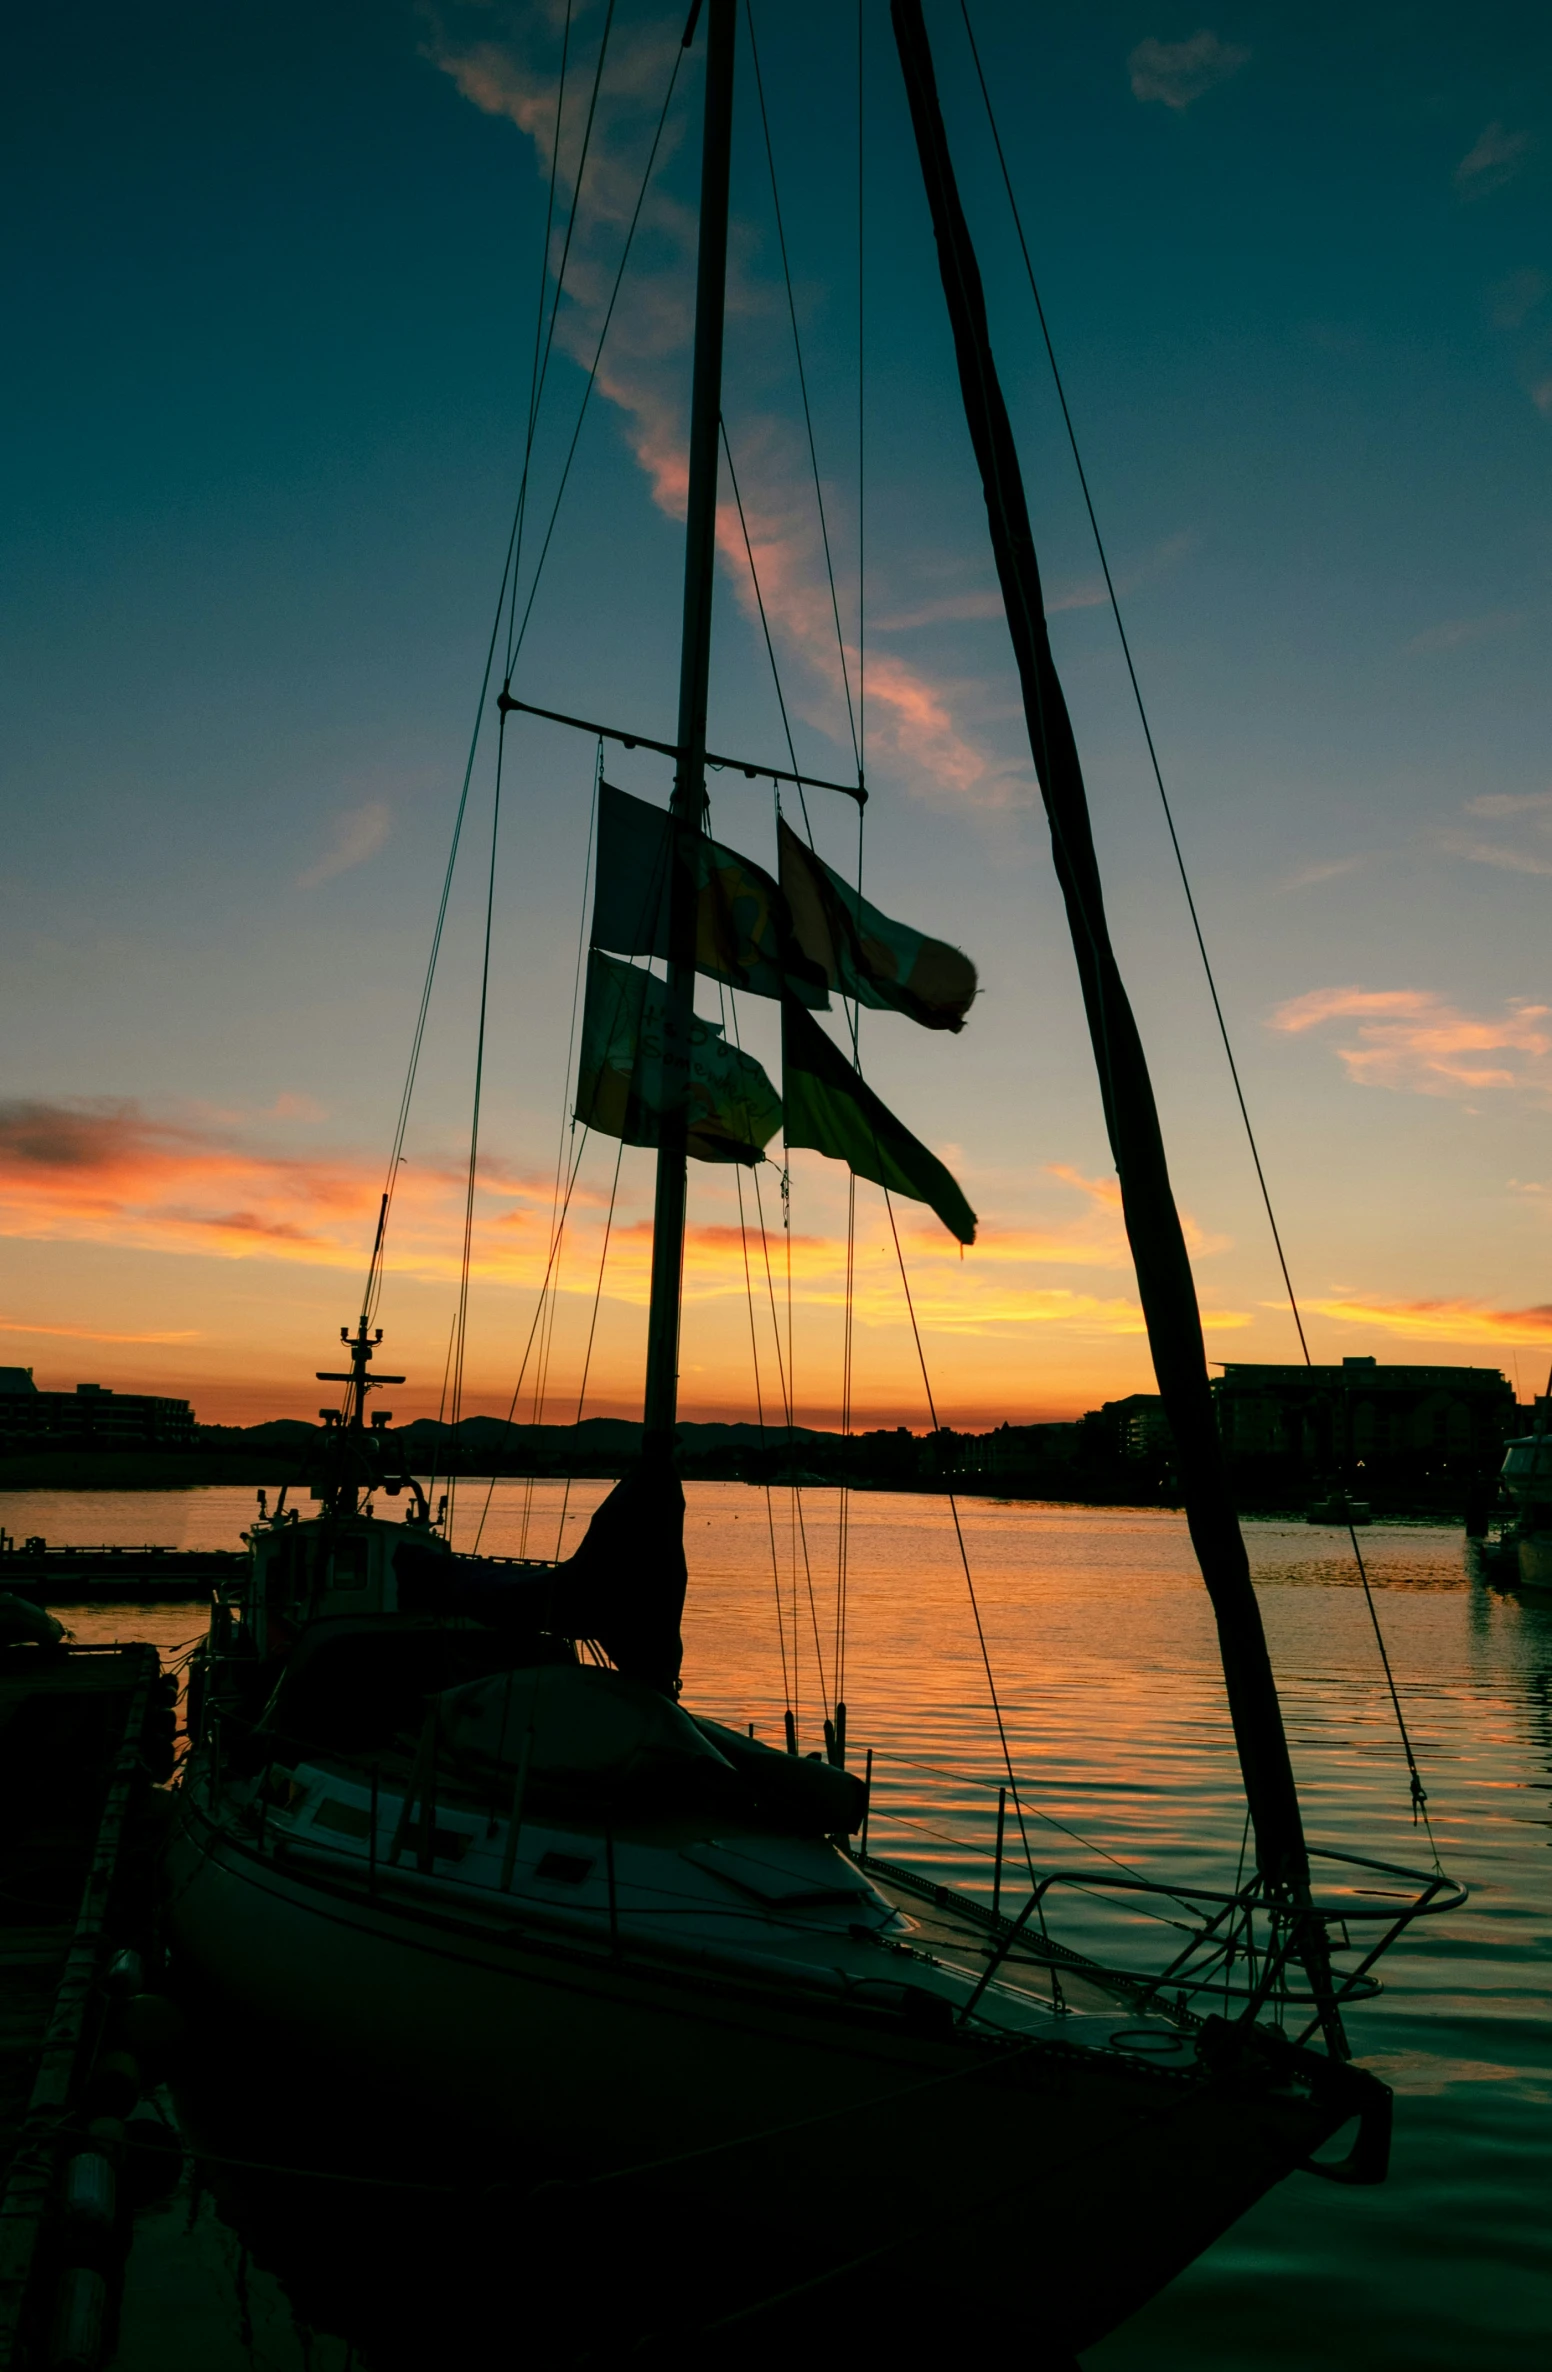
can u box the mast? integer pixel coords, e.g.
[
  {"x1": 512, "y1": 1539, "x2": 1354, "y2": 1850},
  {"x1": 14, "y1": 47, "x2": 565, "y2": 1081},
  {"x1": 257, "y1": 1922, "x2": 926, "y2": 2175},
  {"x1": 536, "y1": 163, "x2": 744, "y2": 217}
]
[
  {"x1": 642, "y1": 0, "x2": 736, "y2": 1453},
  {"x1": 889, "y1": 1, "x2": 1316, "y2": 1905}
]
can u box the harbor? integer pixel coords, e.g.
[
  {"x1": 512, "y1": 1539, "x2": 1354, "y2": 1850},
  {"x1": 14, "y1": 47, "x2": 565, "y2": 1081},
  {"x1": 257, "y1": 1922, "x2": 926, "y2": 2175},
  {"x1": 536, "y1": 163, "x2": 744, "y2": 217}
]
[
  {"x1": 8, "y1": 0, "x2": 1549, "y2": 2361},
  {"x1": 4, "y1": 1481, "x2": 1547, "y2": 2368}
]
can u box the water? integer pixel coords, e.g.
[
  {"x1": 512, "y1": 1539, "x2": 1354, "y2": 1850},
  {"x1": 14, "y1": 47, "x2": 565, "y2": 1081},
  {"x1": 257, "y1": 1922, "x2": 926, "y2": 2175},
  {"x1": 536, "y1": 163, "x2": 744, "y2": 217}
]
[{"x1": 11, "y1": 1481, "x2": 1549, "y2": 2367}]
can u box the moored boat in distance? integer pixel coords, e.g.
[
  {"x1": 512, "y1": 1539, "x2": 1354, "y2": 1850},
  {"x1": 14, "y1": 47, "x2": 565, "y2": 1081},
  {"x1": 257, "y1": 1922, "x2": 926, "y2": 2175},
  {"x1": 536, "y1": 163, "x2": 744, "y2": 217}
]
[
  {"x1": 1306, "y1": 1489, "x2": 1372, "y2": 1527},
  {"x1": 1498, "y1": 1428, "x2": 1552, "y2": 1590}
]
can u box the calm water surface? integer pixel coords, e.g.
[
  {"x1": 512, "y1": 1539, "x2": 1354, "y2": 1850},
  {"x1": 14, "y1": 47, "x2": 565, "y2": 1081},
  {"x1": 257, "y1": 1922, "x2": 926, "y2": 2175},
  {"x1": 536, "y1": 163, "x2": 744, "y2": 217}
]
[{"x1": 10, "y1": 1481, "x2": 1548, "y2": 2368}]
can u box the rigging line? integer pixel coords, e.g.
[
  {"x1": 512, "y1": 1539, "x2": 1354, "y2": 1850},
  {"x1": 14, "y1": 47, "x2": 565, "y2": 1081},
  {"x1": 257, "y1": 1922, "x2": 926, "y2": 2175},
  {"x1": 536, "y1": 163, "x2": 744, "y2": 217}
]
[
  {"x1": 503, "y1": 0, "x2": 618, "y2": 679},
  {"x1": 470, "y1": 1126, "x2": 592, "y2": 1554},
  {"x1": 425, "y1": 1310, "x2": 459, "y2": 1519},
  {"x1": 743, "y1": 0, "x2": 859, "y2": 773},
  {"x1": 751, "y1": 1160, "x2": 804, "y2": 1737},
  {"x1": 504, "y1": 0, "x2": 575, "y2": 671},
  {"x1": 506, "y1": 33, "x2": 687, "y2": 674},
  {"x1": 880, "y1": 1184, "x2": 1037, "y2": 1886},
  {"x1": 446, "y1": 697, "x2": 514, "y2": 1537},
  {"x1": 857, "y1": 0, "x2": 866, "y2": 781},
  {"x1": 960, "y1": 2, "x2": 1438, "y2": 1848},
  {"x1": 780, "y1": 1138, "x2": 830, "y2": 1720},
  {"x1": 834, "y1": 1168, "x2": 854, "y2": 1708},
  {"x1": 553, "y1": 1133, "x2": 624, "y2": 1560},
  {"x1": 1348, "y1": 1517, "x2": 1439, "y2": 1856},
  {"x1": 362, "y1": 11, "x2": 602, "y2": 1330},
  {"x1": 716, "y1": 961, "x2": 795, "y2": 1718},
  {"x1": 519, "y1": 1206, "x2": 568, "y2": 1559},
  {"x1": 956, "y1": 0, "x2": 1306, "y2": 1365},
  {"x1": 719, "y1": 417, "x2": 816, "y2": 848},
  {"x1": 735, "y1": 1160, "x2": 793, "y2": 1716},
  {"x1": 521, "y1": 738, "x2": 601, "y2": 1557},
  {"x1": 445, "y1": 702, "x2": 512, "y2": 1539}
]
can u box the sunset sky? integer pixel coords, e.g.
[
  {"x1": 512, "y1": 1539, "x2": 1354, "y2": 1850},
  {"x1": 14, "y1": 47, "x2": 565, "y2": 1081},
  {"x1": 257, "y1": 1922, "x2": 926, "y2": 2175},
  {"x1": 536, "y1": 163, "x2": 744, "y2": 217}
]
[{"x1": 3, "y1": 1, "x2": 1550, "y2": 1430}]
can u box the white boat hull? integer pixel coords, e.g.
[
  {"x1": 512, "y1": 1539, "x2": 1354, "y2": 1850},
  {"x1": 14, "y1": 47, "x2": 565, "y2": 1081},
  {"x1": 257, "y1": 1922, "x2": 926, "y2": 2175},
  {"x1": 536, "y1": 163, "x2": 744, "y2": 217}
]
[{"x1": 165, "y1": 1778, "x2": 1370, "y2": 2354}]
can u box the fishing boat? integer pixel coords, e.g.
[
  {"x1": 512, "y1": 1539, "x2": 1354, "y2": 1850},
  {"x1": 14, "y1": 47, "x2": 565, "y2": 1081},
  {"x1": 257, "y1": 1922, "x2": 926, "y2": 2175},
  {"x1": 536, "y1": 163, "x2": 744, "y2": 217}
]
[{"x1": 165, "y1": 4, "x2": 1461, "y2": 2352}]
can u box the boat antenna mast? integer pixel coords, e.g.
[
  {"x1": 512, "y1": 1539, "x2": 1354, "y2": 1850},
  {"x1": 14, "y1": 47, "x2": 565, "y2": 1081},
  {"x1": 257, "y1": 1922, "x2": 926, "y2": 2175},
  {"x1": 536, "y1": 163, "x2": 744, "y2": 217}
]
[
  {"x1": 314, "y1": 1313, "x2": 406, "y2": 1516},
  {"x1": 641, "y1": 0, "x2": 737, "y2": 1458}
]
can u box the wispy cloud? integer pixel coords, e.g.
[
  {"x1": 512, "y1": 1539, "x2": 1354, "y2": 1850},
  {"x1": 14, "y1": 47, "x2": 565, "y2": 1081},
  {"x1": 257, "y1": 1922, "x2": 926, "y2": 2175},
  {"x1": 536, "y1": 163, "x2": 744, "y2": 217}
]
[
  {"x1": 1466, "y1": 790, "x2": 1552, "y2": 819},
  {"x1": 1437, "y1": 834, "x2": 1552, "y2": 878},
  {"x1": 1277, "y1": 854, "x2": 1366, "y2": 893},
  {"x1": 427, "y1": 6, "x2": 1015, "y2": 809},
  {"x1": 1304, "y1": 1295, "x2": 1552, "y2": 1348},
  {"x1": 1128, "y1": 31, "x2": 1250, "y2": 112},
  {"x1": 1404, "y1": 610, "x2": 1522, "y2": 655},
  {"x1": 1533, "y1": 376, "x2": 1552, "y2": 421},
  {"x1": 1270, "y1": 986, "x2": 1552, "y2": 1099},
  {"x1": 297, "y1": 802, "x2": 392, "y2": 891},
  {"x1": 1438, "y1": 787, "x2": 1552, "y2": 877},
  {"x1": 1486, "y1": 267, "x2": 1549, "y2": 329},
  {"x1": 0, "y1": 1316, "x2": 200, "y2": 1345},
  {"x1": 1046, "y1": 531, "x2": 1196, "y2": 617},
  {"x1": 1454, "y1": 121, "x2": 1534, "y2": 199}
]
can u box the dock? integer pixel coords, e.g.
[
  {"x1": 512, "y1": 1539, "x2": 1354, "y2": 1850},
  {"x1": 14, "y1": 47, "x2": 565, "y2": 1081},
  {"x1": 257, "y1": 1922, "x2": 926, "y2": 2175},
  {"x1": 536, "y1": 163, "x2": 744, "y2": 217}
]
[
  {"x1": 0, "y1": 1643, "x2": 165, "y2": 2369},
  {"x1": 0, "y1": 1540, "x2": 245, "y2": 1605}
]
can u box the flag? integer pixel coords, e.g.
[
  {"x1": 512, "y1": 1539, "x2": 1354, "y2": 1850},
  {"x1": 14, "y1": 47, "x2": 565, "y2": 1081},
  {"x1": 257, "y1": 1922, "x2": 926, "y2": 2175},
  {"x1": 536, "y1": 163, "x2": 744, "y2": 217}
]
[
  {"x1": 591, "y1": 784, "x2": 827, "y2": 1008},
  {"x1": 778, "y1": 816, "x2": 976, "y2": 1031},
  {"x1": 781, "y1": 998, "x2": 976, "y2": 1244},
  {"x1": 575, "y1": 951, "x2": 782, "y2": 1166}
]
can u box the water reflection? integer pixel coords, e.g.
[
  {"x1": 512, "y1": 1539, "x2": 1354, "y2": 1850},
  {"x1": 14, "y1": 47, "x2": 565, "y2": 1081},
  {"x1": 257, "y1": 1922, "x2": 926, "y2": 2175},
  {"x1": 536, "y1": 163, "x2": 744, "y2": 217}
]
[{"x1": 11, "y1": 1483, "x2": 1549, "y2": 2369}]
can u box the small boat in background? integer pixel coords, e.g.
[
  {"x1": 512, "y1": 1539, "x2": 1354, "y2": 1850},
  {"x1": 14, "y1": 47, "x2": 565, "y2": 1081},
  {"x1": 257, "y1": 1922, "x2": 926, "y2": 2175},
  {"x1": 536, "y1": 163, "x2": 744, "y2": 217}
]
[
  {"x1": 1306, "y1": 1487, "x2": 1371, "y2": 1527},
  {"x1": 1498, "y1": 1428, "x2": 1552, "y2": 1590}
]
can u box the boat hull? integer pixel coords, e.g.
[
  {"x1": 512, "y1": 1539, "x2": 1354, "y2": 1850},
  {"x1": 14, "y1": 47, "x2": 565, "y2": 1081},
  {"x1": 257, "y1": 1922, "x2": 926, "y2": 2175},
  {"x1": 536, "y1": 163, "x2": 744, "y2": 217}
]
[
  {"x1": 165, "y1": 1785, "x2": 1366, "y2": 2355},
  {"x1": 1517, "y1": 1528, "x2": 1552, "y2": 1591}
]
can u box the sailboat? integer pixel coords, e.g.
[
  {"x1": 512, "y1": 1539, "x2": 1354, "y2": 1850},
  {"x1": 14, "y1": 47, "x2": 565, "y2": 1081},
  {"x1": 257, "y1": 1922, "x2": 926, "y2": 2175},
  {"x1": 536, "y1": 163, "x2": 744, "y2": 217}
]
[{"x1": 165, "y1": 4, "x2": 1461, "y2": 2353}]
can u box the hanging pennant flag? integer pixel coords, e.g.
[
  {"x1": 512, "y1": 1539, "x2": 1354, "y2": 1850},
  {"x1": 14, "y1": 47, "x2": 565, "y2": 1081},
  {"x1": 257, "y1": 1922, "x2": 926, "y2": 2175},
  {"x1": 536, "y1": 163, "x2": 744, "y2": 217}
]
[
  {"x1": 591, "y1": 784, "x2": 828, "y2": 1008},
  {"x1": 778, "y1": 816, "x2": 977, "y2": 1032},
  {"x1": 781, "y1": 998, "x2": 976, "y2": 1244},
  {"x1": 575, "y1": 951, "x2": 783, "y2": 1166}
]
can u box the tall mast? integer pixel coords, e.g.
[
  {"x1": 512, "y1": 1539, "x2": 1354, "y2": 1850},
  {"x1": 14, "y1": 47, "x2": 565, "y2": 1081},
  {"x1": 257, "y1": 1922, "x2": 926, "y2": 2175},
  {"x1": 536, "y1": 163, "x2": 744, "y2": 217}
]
[{"x1": 642, "y1": 0, "x2": 736, "y2": 1452}]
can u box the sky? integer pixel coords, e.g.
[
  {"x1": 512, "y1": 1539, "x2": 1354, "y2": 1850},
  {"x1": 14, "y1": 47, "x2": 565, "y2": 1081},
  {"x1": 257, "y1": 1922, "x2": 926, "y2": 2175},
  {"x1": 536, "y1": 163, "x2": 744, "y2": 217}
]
[{"x1": 2, "y1": 0, "x2": 1550, "y2": 1431}]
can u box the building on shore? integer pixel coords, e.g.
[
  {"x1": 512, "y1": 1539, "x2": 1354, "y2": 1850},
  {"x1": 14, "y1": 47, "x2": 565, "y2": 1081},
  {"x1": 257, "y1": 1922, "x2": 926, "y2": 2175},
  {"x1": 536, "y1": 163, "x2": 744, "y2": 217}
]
[
  {"x1": 1211, "y1": 1355, "x2": 1515, "y2": 1490},
  {"x1": 0, "y1": 1369, "x2": 195, "y2": 1452}
]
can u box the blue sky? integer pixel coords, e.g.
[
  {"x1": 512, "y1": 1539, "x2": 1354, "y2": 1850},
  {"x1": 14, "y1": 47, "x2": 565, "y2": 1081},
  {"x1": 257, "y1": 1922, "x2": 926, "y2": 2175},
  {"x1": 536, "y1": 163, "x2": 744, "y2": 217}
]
[{"x1": 2, "y1": 1, "x2": 1549, "y2": 1425}]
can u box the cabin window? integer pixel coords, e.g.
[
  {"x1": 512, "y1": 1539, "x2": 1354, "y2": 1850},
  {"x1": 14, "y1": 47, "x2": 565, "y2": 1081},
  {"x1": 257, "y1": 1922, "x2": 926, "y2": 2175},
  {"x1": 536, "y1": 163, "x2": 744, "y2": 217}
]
[
  {"x1": 331, "y1": 1539, "x2": 369, "y2": 1592},
  {"x1": 535, "y1": 1851, "x2": 594, "y2": 1884}
]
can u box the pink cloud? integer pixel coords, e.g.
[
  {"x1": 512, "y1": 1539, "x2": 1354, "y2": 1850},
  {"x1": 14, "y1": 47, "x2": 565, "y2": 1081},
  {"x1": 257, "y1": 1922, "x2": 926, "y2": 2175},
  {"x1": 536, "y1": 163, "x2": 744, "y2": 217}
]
[
  {"x1": 427, "y1": 5, "x2": 1009, "y2": 810},
  {"x1": 1270, "y1": 987, "x2": 1552, "y2": 1098}
]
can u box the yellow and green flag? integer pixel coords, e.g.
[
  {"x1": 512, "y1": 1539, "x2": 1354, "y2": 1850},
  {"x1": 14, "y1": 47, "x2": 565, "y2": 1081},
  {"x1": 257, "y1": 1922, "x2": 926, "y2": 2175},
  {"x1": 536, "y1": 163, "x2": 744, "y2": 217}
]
[
  {"x1": 575, "y1": 952, "x2": 782, "y2": 1167},
  {"x1": 778, "y1": 816, "x2": 976, "y2": 1032},
  {"x1": 591, "y1": 784, "x2": 827, "y2": 1008},
  {"x1": 781, "y1": 998, "x2": 976, "y2": 1244}
]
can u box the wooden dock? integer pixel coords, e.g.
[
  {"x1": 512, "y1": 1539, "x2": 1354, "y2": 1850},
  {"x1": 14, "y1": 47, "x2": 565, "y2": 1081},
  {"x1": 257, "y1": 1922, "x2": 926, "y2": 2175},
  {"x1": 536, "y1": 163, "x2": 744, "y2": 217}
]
[
  {"x1": 0, "y1": 1643, "x2": 163, "y2": 2369},
  {"x1": 0, "y1": 1541, "x2": 245, "y2": 1604}
]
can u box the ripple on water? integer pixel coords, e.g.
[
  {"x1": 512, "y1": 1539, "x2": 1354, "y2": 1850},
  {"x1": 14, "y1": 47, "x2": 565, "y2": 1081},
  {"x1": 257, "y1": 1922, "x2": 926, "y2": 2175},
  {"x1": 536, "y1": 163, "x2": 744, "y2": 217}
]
[{"x1": 11, "y1": 1480, "x2": 1548, "y2": 2370}]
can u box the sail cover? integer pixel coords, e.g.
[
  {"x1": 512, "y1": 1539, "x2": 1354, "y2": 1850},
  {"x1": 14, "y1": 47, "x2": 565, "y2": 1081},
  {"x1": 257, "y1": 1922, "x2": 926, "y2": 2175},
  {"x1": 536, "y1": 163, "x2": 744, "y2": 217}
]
[
  {"x1": 592, "y1": 782, "x2": 827, "y2": 1008},
  {"x1": 782, "y1": 997, "x2": 976, "y2": 1245},
  {"x1": 778, "y1": 817, "x2": 977, "y2": 1031},
  {"x1": 575, "y1": 949, "x2": 782, "y2": 1165}
]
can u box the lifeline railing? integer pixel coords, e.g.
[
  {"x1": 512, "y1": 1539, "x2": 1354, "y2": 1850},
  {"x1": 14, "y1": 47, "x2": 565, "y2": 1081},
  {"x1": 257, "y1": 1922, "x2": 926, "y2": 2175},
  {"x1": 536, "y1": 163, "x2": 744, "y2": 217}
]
[{"x1": 851, "y1": 1743, "x2": 1465, "y2": 2051}]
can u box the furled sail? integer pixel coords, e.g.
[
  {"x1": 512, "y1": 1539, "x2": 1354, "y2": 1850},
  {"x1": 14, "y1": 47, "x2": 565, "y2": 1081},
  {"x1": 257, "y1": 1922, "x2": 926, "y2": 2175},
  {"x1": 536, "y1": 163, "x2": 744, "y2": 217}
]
[
  {"x1": 574, "y1": 950, "x2": 782, "y2": 1165},
  {"x1": 782, "y1": 996, "x2": 976, "y2": 1245},
  {"x1": 592, "y1": 782, "x2": 827, "y2": 1008},
  {"x1": 778, "y1": 816, "x2": 977, "y2": 1031},
  {"x1": 891, "y1": 0, "x2": 1317, "y2": 1916}
]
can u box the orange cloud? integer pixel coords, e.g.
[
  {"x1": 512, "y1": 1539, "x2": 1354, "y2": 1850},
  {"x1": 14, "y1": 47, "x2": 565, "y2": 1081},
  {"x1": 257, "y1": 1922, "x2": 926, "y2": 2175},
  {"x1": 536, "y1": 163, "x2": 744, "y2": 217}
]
[
  {"x1": 1270, "y1": 987, "x2": 1552, "y2": 1098},
  {"x1": 1303, "y1": 1297, "x2": 1552, "y2": 1348},
  {"x1": 428, "y1": 6, "x2": 1010, "y2": 812}
]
